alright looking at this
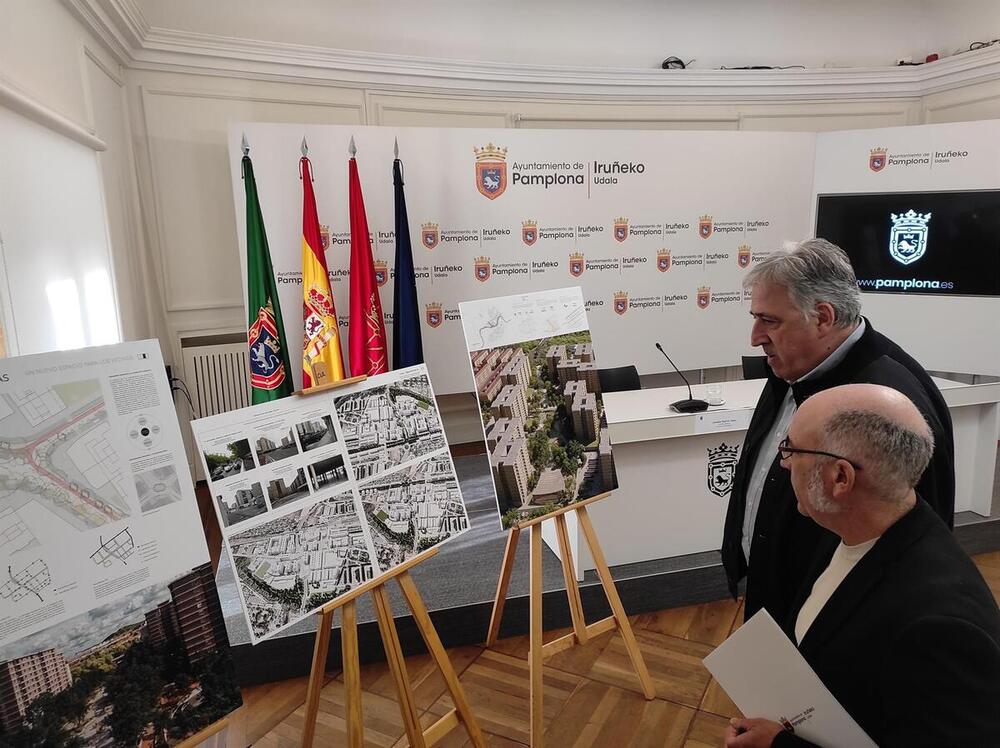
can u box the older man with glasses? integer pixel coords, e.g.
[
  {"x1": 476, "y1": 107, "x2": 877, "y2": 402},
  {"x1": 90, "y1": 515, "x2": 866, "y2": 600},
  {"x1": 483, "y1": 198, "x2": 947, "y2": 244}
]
[
  {"x1": 725, "y1": 384, "x2": 1000, "y2": 748},
  {"x1": 720, "y1": 239, "x2": 954, "y2": 624}
]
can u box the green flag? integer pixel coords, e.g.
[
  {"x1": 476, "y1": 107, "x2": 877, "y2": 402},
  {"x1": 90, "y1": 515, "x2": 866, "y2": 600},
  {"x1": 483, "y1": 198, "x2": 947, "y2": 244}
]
[{"x1": 243, "y1": 152, "x2": 293, "y2": 403}]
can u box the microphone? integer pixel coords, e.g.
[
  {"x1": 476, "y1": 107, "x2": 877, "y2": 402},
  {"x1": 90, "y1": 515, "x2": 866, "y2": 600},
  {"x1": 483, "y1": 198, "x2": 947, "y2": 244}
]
[{"x1": 655, "y1": 342, "x2": 709, "y2": 413}]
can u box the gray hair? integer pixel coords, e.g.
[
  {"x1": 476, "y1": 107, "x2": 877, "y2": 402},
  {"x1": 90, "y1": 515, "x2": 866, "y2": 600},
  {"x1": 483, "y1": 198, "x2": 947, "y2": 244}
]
[
  {"x1": 745, "y1": 238, "x2": 862, "y2": 328},
  {"x1": 822, "y1": 409, "x2": 934, "y2": 500}
]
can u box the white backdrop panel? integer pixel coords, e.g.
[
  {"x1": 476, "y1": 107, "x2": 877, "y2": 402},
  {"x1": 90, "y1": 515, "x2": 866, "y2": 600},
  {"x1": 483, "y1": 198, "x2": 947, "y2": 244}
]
[
  {"x1": 228, "y1": 125, "x2": 817, "y2": 394},
  {"x1": 813, "y1": 120, "x2": 1000, "y2": 376}
]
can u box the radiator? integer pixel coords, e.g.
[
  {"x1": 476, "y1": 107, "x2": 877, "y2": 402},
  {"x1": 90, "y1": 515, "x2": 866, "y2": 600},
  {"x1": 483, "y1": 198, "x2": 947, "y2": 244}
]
[{"x1": 180, "y1": 333, "x2": 251, "y2": 480}]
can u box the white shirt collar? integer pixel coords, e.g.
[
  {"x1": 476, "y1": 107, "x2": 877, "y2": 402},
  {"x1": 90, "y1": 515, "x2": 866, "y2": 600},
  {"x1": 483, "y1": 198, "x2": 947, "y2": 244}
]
[{"x1": 795, "y1": 318, "x2": 866, "y2": 384}]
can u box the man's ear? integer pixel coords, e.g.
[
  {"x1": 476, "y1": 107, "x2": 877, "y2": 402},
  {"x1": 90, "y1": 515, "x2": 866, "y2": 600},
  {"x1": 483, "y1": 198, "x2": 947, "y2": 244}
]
[
  {"x1": 830, "y1": 460, "x2": 855, "y2": 499},
  {"x1": 814, "y1": 302, "x2": 837, "y2": 335}
]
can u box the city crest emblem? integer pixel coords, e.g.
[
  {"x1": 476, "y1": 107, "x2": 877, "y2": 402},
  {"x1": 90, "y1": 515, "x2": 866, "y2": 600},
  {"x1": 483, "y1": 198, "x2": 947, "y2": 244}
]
[
  {"x1": 425, "y1": 302, "x2": 443, "y2": 328},
  {"x1": 248, "y1": 300, "x2": 287, "y2": 391},
  {"x1": 614, "y1": 217, "x2": 629, "y2": 243},
  {"x1": 320, "y1": 223, "x2": 331, "y2": 252},
  {"x1": 707, "y1": 443, "x2": 740, "y2": 497},
  {"x1": 889, "y1": 209, "x2": 932, "y2": 265},
  {"x1": 474, "y1": 143, "x2": 508, "y2": 200},
  {"x1": 699, "y1": 215, "x2": 713, "y2": 239},
  {"x1": 613, "y1": 290, "x2": 629, "y2": 315},
  {"x1": 657, "y1": 249, "x2": 671, "y2": 272},
  {"x1": 569, "y1": 252, "x2": 585, "y2": 278},
  {"x1": 421, "y1": 222, "x2": 439, "y2": 250},
  {"x1": 869, "y1": 147, "x2": 887, "y2": 173},
  {"x1": 474, "y1": 256, "x2": 492, "y2": 282},
  {"x1": 697, "y1": 286, "x2": 711, "y2": 309},
  {"x1": 737, "y1": 245, "x2": 752, "y2": 269},
  {"x1": 522, "y1": 219, "x2": 538, "y2": 246},
  {"x1": 373, "y1": 259, "x2": 389, "y2": 287}
]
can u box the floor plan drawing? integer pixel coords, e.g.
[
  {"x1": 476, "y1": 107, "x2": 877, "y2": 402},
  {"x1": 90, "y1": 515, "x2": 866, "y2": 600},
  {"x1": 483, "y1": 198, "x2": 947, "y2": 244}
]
[{"x1": 90, "y1": 527, "x2": 136, "y2": 567}]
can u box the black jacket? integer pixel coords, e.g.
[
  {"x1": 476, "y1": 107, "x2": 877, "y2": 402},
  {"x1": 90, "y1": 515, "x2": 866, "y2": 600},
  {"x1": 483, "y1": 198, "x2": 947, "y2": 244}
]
[
  {"x1": 772, "y1": 499, "x2": 1000, "y2": 747},
  {"x1": 721, "y1": 320, "x2": 955, "y2": 622}
]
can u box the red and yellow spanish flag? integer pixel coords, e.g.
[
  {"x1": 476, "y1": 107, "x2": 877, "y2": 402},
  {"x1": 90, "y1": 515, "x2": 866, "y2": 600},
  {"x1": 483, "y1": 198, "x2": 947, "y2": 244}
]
[{"x1": 300, "y1": 155, "x2": 345, "y2": 388}]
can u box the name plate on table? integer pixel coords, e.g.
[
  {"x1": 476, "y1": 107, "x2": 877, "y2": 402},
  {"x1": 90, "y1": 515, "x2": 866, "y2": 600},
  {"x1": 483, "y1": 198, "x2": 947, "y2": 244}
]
[{"x1": 694, "y1": 408, "x2": 753, "y2": 434}]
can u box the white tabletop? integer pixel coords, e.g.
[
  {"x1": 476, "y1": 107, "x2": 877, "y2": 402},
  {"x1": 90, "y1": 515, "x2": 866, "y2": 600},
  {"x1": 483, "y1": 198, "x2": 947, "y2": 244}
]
[{"x1": 604, "y1": 376, "x2": 1000, "y2": 444}]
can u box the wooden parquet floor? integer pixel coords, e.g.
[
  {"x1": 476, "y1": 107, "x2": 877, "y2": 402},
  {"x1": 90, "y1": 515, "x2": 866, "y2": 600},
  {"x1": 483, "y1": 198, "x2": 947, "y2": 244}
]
[{"x1": 231, "y1": 551, "x2": 1000, "y2": 747}]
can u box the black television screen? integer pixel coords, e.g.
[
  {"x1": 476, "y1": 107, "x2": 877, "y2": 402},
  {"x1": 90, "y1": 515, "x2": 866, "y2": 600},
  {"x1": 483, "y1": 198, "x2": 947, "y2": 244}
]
[{"x1": 815, "y1": 191, "x2": 1000, "y2": 297}]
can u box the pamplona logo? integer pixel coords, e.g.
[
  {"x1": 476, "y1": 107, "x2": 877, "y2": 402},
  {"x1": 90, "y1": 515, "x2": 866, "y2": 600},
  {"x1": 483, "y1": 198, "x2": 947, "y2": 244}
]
[
  {"x1": 614, "y1": 217, "x2": 629, "y2": 243},
  {"x1": 569, "y1": 252, "x2": 585, "y2": 278},
  {"x1": 707, "y1": 443, "x2": 740, "y2": 497},
  {"x1": 474, "y1": 143, "x2": 507, "y2": 199},
  {"x1": 426, "y1": 302, "x2": 443, "y2": 328},
  {"x1": 613, "y1": 290, "x2": 629, "y2": 315},
  {"x1": 697, "y1": 286, "x2": 711, "y2": 309},
  {"x1": 699, "y1": 215, "x2": 713, "y2": 239},
  {"x1": 657, "y1": 249, "x2": 671, "y2": 272},
  {"x1": 474, "y1": 256, "x2": 492, "y2": 282},
  {"x1": 421, "y1": 222, "x2": 439, "y2": 249},
  {"x1": 737, "y1": 245, "x2": 751, "y2": 269},
  {"x1": 889, "y1": 210, "x2": 931, "y2": 265},
  {"x1": 869, "y1": 148, "x2": 887, "y2": 173},
  {"x1": 522, "y1": 219, "x2": 538, "y2": 246},
  {"x1": 373, "y1": 260, "x2": 389, "y2": 287}
]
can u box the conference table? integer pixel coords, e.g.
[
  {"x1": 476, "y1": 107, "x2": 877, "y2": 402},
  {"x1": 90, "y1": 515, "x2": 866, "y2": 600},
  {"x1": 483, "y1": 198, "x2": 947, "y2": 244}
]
[{"x1": 556, "y1": 377, "x2": 1000, "y2": 578}]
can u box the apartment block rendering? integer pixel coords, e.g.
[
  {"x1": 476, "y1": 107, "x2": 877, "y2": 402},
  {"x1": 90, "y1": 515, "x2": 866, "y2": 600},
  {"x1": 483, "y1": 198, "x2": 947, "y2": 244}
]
[
  {"x1": 0, "y1": 648, "x2": 72, "y2": 733},
  {"x1": 168, "y1": 562, "x2": 229, "y2": 666}
]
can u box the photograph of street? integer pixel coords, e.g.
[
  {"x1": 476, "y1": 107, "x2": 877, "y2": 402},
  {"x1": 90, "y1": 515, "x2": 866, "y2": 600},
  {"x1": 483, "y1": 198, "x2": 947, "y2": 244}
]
[
  {"x1": 470, "y1": 331, "x2": 618, "y2": 529},
  {"x1": 133, "y1": 464, "x2": 183, "y2": 514},
  {"x1": 266, "y1": 468, "x2": 311, "y2": 510},
  {"x1": 359, "y1": 453, "x2": 469, "y2": 569},
  {"x1": 215, "y1": 481, "x2": 266, "y2": 528},
  {"x1": 306, "y1": 453, "x2": 348, "y2": 492},
  {"x1": 202, "y1": 438, "x2": 255, "y2": 480},
  {"x1": 294, "y1": 415, "x2": 337, "y2": 452},
  {"x1": 252, "y1": 425, "x2": 299, "y2": 466},
  {"x1": 227, "y1": 494, "x2": 375, "y2": 641},
  {"x1": 334, "y1": 373, "x2": 446, "y2": 482},
  {"x1": 0, "y1": 564, "x2": 241, "y2": 747}
]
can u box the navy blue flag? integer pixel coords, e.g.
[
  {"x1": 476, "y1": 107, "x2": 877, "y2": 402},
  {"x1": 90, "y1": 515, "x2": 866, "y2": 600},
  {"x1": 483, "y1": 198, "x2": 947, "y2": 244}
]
[{"x1": 392, "y1": 157, "x2": 424, "y2": 368}]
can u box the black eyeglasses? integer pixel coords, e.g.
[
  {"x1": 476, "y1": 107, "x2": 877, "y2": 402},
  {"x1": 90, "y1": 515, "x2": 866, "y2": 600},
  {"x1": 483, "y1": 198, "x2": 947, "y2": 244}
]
[{"x1": 778, "y1": 436, "x2": 863, "y2": 470}]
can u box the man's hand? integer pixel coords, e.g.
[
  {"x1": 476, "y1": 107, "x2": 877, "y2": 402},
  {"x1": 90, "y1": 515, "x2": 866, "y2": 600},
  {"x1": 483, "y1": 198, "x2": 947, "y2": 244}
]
[{"x1": 724, "y1": 717, "x2": 787, "y2": 747}]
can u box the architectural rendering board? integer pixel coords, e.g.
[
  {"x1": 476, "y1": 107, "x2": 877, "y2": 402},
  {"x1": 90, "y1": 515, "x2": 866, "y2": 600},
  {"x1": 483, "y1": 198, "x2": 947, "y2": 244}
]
[
  {"x1": 0, "y1": 341, "x2": 241, "y2": 745},
  {"x1": 460, "y1": 287, "x2": 619, "y2": 529},
  {"x1": 191, "y1": 364, "x2": 470, "y2": 644}
]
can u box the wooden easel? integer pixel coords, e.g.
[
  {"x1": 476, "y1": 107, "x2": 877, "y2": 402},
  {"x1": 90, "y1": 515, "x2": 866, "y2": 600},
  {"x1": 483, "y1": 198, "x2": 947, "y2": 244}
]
[
  {"x1": 300, "y1": 547, "x2": 485, "y2": 748},
  {"x1": 293, "y1": 375, "x2": 484, "y2": 748},
  {"x1": 487, "y1": 491, "x2": 656, "y2": 747}
]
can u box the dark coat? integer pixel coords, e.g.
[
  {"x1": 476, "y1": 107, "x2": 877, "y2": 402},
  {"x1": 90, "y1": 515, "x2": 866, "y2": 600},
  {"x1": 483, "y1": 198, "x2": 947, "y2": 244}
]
[
  {"x1": 721, "y1": 320, "x2": 955, "y2": 622},
  {"x1": 772, "y1": 499, "x2": 1000, "y2": 747}
]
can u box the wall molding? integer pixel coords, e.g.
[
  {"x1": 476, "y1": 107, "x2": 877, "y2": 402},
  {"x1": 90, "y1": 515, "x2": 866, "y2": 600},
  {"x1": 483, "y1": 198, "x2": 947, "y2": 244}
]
[
  {"x1": 0, "y1": 75, "x2": 106, "y2": 150},
  {"x1": 64, "y1": 0, "x2": 1000, "y2": 103}
]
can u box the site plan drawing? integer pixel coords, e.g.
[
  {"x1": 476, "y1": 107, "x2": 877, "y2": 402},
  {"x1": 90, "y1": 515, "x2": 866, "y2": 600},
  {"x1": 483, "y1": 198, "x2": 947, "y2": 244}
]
[
  {"x1": 460, "y1": 287, "x2": 619, "y2": 529},
  {"x1": 0, "y1": 341, "x2": 243, "y2": 745},
  {"x1": 192, "y1": 363, "x2": 470, "y2": 644}
]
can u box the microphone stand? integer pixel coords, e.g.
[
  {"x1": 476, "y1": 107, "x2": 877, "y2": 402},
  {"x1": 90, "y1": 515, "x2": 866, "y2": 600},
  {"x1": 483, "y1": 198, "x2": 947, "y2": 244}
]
[{"x1": 655, "y1": 342, "x2": 709, "y2": 413}]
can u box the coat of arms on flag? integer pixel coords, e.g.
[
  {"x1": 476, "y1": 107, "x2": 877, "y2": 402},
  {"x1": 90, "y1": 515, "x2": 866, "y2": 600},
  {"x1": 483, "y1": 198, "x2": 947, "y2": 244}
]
[{"x1": 249, "y1": 300, "x2": 287, "y2": 390}]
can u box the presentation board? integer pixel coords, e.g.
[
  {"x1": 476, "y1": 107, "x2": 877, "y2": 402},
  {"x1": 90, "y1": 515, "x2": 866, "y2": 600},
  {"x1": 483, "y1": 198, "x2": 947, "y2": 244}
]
[
  {"x1": 228, "y1": 124, "x2": 818, "y2": 393},
  {"x1": 460, "y1": 287, "x2": 618, "y2": 529},
  {"x1": 0, "y1": 341, "x2": 241, "y2": 745},
  {"x1": 191, "y1": 364, "x2": 469, "y2": 643}
]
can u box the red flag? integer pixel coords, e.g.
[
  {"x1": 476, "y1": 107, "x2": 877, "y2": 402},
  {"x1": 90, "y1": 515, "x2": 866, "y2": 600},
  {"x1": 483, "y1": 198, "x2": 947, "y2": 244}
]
[{"x1": 347, "y1": 157, "x2": 388, "y2": 376}]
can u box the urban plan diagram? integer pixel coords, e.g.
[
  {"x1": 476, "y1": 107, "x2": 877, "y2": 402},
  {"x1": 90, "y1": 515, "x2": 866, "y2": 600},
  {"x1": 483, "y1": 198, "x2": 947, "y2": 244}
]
[
  {"x1": 360, "y1": 453, "x2": 469, "y2": 568},
  {"x1": 334, "y1": 373, "x2": 446, "y2": 481},
  {"x1": 0, "y1": 379, "x2": 131, "y2": 532},
  {"x1": 228, "y1": 494, "x2": 375, "y2": 641}
]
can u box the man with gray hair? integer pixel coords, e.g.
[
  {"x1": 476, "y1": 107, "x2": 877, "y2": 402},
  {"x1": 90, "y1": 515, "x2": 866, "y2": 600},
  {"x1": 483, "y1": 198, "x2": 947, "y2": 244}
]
[
  {"x1": 726, "y1": 385, "x2": 999, "y2": 747},
  {"x1": 721, "y1": 238, "x2": 954, "y2": 623}
]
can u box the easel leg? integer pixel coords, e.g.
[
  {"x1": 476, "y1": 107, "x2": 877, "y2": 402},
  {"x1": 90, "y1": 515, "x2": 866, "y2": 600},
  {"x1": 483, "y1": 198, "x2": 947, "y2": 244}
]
[
  {"x1": 397, "y1": 572, "x2": 486, "y2": 747},
  {"x1": 372, "y1": 585, "x2": 426, "y2": 748},
  {"x1": 302, "y1": 609, "x2": 334, "y2": 748},
  {"x1": 554, "y1": 513, "x2": 588, "y2": 645},
  {"x1": 341, "y1": 601, "x2": 363, "y2": 748},
  {"x1": 577, "y1": 507, "x2": 656, "y2": 700},
  {"x1": 530, "y1": 524, "x2": 544, "y2": 747},
  {"x1": 487, "y1": 527, "x2": 520, "y2": 646}
]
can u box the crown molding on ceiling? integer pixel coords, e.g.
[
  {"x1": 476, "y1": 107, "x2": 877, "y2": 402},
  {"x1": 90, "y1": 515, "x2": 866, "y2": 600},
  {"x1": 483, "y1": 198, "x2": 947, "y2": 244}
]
[{"x1": 65, "y1": 0, "x2": 1000, "y2": 102}]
